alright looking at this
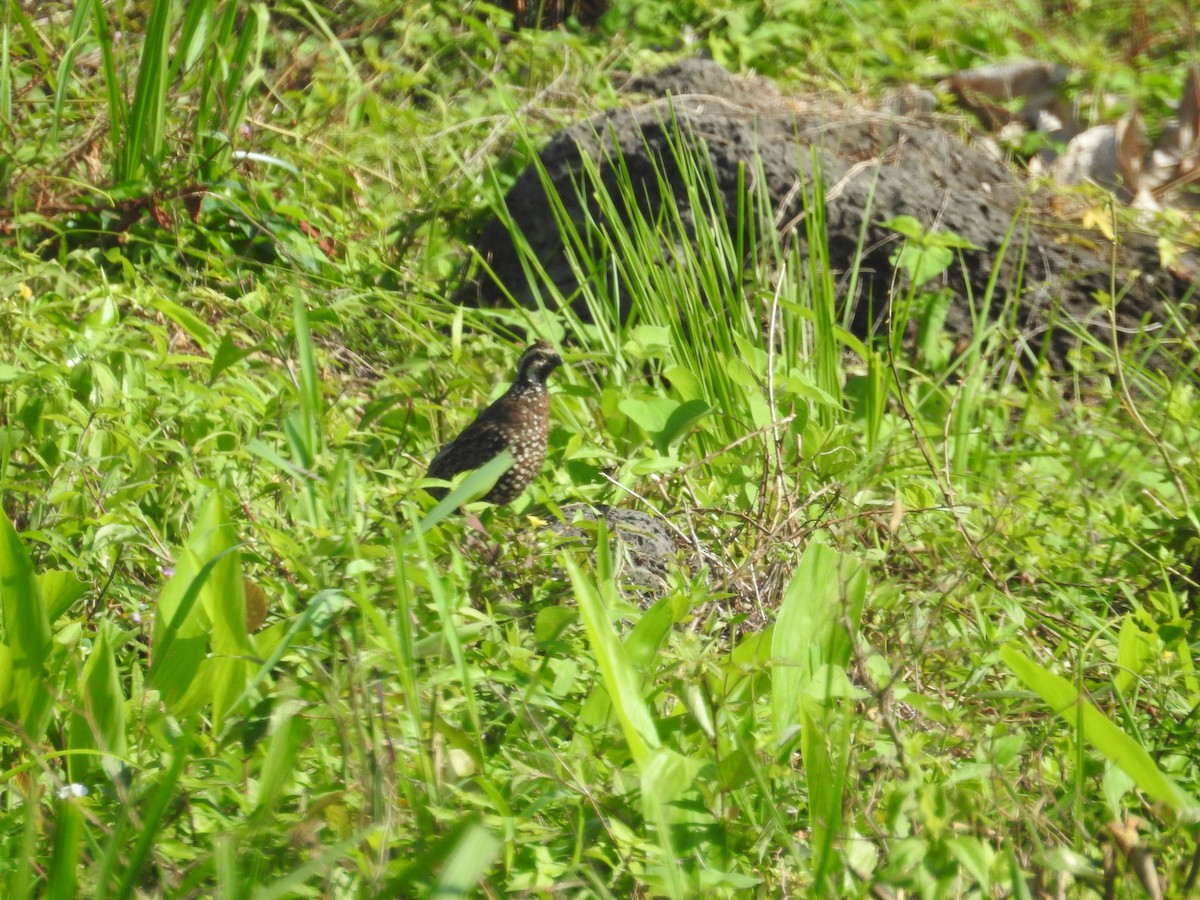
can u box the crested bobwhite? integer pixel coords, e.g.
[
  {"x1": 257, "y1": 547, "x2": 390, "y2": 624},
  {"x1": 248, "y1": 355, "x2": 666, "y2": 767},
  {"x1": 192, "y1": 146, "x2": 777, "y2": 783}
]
[{"x1": 425, "y1": 340, "x2": 562, "y2": 505}]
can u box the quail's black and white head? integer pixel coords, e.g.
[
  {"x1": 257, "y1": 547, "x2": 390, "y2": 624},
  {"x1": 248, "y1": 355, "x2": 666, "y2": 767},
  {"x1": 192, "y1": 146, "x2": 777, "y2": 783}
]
[{"x1": 424, "y1": 340, "x2": 563, "y2": 505}]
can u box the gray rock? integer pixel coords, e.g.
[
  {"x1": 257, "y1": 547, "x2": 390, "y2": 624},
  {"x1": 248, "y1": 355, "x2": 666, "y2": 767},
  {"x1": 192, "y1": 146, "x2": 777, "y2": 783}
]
[{"x1": 547, "y1": 503, "x2": 678, "y2": 592}]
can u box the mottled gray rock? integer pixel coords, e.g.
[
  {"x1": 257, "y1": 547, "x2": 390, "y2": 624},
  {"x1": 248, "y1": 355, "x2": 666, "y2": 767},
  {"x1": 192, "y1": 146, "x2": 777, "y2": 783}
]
[{"x1": 548, "y1": 503, "x2": 678, "y2": 592}]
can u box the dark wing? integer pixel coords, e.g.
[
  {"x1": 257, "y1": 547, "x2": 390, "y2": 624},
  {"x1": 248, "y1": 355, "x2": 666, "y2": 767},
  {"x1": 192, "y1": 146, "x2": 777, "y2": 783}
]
[{"x1": 425, "y1": 398, "x2": 517, "y2": 482}]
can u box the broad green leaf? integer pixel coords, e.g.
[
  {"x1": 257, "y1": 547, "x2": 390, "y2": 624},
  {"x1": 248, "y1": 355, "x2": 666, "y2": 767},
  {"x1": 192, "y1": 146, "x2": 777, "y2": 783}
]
[
  {"x1": 801, "y1": 698, "x2": 850, "y2": 893},
  {"x1": 947, "y1": 836, "x2": 996, "y2": 891},
  {"x1": 151, "y1": 297, "x2": 216, "y2": 350},
  {"x1": 208, "y1": 332, "x2": 256, "y2": 384},
  {"x1": 642, "y1": 747, "x2": 705, "y2": 899},
  {"x1": 46, "y1": 797, "x2": 84, "y2": 900},
  {"x1": 433, "y1": 821, "x2": 501, "y2": 897},
  {"x1": 880, "y1": 214, "x2": 925, "y2": 240},
  {"x1": 149, "y1": 543, "x2": 214, "y2": 709},
  {"x1": 782, "y1": 372, "x2": 840, "y2": 407},
  {"x1": 192, "y1": 494, "x2": 254, "y2": 733},
  {"x1": 1114, "y1": 616, "x2": 1155, "y2": 696},
  {"x1": 1001, "y1": 646, "x2": 1199, "y2": 817},
  {"x1": 771, "y1": 543, "x2": 866, "y2": 895},
  {"x1": 655, "y1": 399, "x2": 711, "y2": 454},
  {"x1": 533, "y1": 605, "x2": 576, "y2": 644},
  {"x1": 0, "y1": 513, "x2": 52, "y2": 737},
  {"x1": 698, "y1": 869, "x2": 761, "y2": 890},
  {"x1": 619, "y1": 396, "x2": 681, "y2": 438},
  {"x1": 891, "y1": 243, "x2": 953, "y2": 287},
  {"x1": 917, "y1": 290, "x2": 953, "y2": 364},
  {"x1": 624, "y1": 594, "x2": 682, "y2": 671},
  {"x1": 771, "y1": 542, "x2": 867, "y2": 734},
  {"x1": 68, "y1": 622, "x2": 127, "y2": 784},
  {"x1": 38, "y1": 570, "x2": 88, "y2": 623},
  {"x1": 711, "y1": 625, "x2": 774, "y2": 705},
  {"x1": 662, "y1": 364, "x2": 703, "y2": 401},
  {"x1": 624, "y1": 324, "x2": 672, "y2": 356},
  {"x1": 565, "y1": 541, "x2": 659, "y2": 765},
  {"x1": 150, "y1": 493, "x2": 253, "y2": 729},
  {"x1": 251, "y1": 702, "x2": 308, "y2": 822}
]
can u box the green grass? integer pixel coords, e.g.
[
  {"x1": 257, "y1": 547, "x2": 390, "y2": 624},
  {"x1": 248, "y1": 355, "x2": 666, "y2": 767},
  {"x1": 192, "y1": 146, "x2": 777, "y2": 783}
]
[{"x1": 1, "y1": 0, "x2": 1199, "y2": 896}]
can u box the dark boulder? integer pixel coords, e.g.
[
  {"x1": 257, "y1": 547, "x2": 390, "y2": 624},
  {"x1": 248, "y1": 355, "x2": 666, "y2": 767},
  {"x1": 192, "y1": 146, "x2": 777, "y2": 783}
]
[{"x1": 460, "y1": 60, "x2": 1197, "y2": 370}]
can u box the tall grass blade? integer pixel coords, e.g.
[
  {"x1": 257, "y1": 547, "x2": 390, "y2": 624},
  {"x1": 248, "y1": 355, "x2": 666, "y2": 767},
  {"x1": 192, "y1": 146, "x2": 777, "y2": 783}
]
[
  {"x1": 0, "y1": 22, "x2": 11, "y2": 130},
  {"x1": 120, "y1": 0, "x2": 174, "y2": 182},
  {"x1": 111, "y1": 733, "x2": 192, "y2": 900},
  {"x1": 88, "y1": 1, "x2": 122, "y2": 164},
  {"x1": 1001, "y1": 645, "x2": 1200, "y2": 816},
  {"x1": 45, "y1": 795, "x2": 84, "y2": 899},
  {"x1": 802, "y1": 149, "x2": 842, "y2": 424},
  {"x1": 250, "y1": 701, "x2": 307, "y2": 823},
  {"x1": 421, "y1": 526, "x2": 482, "y2": 745},
  {"x1": 50, "y1": 0, "x2": 96, "y2": 140},
  {"x1": 392, "y1": 544, "x2": 438, "y2": 823}
]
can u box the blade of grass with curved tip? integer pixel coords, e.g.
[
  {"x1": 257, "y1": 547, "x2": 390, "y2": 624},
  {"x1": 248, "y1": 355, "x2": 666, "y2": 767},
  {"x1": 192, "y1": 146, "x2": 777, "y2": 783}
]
[
  {"x1": 1001, "y1": 645, "x2": 1200, "y2": 818},
  {"x1": 405, "y1": 449, "x2": 515, "y2": 542}
]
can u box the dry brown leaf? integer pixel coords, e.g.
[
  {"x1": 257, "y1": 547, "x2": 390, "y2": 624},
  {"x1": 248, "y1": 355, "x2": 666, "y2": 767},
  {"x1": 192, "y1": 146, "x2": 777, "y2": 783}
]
[{"x1": 244, "y1": 577, "x2": 268, "y2": 633}]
